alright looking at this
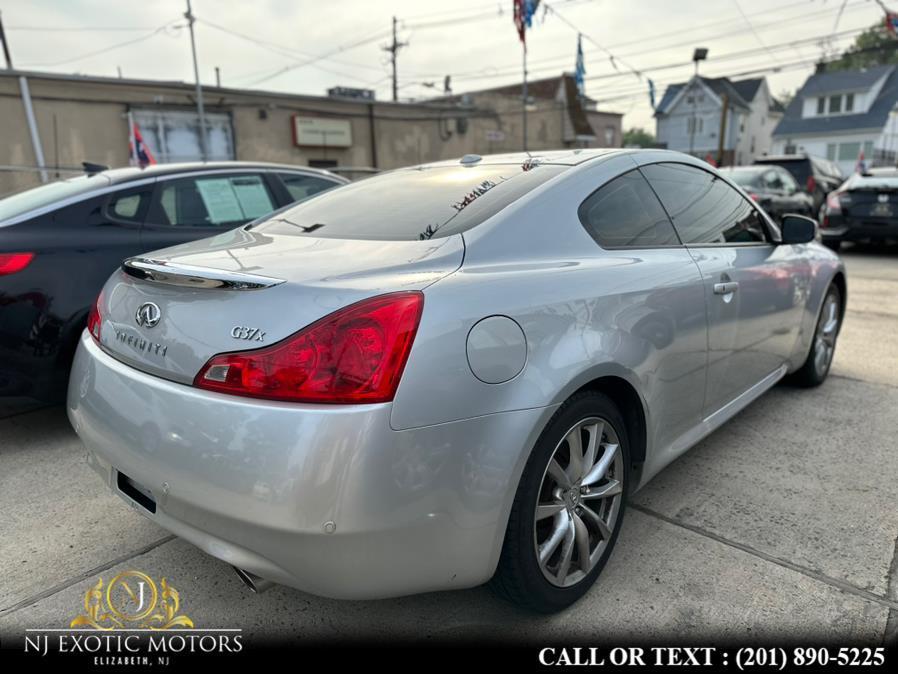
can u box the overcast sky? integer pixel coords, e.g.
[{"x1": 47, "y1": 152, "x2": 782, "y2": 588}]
[{"x1": 1, "y1": 0, "x2": 886, "y2": 131}]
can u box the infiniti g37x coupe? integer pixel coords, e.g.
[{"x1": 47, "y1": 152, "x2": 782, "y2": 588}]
[{"x1": 67, "y1": 150, "x2": 845, "y2": 612}]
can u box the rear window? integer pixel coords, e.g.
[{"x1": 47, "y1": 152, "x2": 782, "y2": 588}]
[
  {"x1": 253, "y1": 164, "x2": 567, "y2": 240},
  {"x1": 756, "y1": 159, "x2": 809, "y2": 186},
  {"x1": 0, "y1": 174, "x2": 111, "y2": 222},
  {"x1": 720, "y1": 168, "x2": 764, "y2": 189}
]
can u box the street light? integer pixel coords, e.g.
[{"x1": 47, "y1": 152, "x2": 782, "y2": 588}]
[{"x1": 689, "y1": 48, "x2": 709, "y2": 156}]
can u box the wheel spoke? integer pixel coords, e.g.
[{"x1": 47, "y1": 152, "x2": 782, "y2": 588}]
[
  {"x1": 582, "y1": 478, "x2": 622, "y2": 501},
  {"x1": 536, "y1": 502, "x2": 566, "y2": 521},
  {"x1": 572, "y1": 513, "x2": 591, "y2": 572},
  {"x1": 581, "y1": 421, "x2": 602, "y2": 480},
  {"x1": 582, "y1": 443, "x2": 620, "y2": 486},
  {"x1": 547, "y1": 458, "x2": 571, "y2": 490},
  {"x1": 565, "y1": 426, "x2": 583, "y2": 482},
  {"x1": 538, "y1": 511, "x2": 568, "y2": 564},
  {"x1": 554, "y1": 516, "x2": 576, "y2": 582},
  {"x1": 580, "y1": 503, "x2": 612, "y2": 540}
]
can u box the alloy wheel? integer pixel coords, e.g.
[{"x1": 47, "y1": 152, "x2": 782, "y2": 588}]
[
  {"x1": 813, "y1": 292, "x2": 840, "y2": 377},
  {"x1": 533, "y1": 416, "x2": 624, "y2": 588}
]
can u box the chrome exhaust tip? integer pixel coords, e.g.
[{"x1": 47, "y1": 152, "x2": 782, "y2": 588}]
[{"x1": 232, "y1": 566, "x2": 275, "y2": 594}]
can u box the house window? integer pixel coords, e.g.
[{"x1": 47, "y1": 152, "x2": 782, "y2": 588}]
[
  {"x1": 604, "y1": 126, "x2": 615, "y2": 145},
  {"x1": 826, "y1": 143, "x2": 837, "y2": 160},
  {"x1": 845, "y1": 93, "x2": 854, "y2": 112},
  {"x1": 863, "y1": 140, "x2": 874, "y2": 158},
  {"x1": 829, "y1": 95, "x2": 842, "y2": 114},
  {"x1": 837, "y1": 141, "x2": 861, "y2": 161},
  {"x1": 817, "y1": 97, "x2": 825, "y2": 115}
]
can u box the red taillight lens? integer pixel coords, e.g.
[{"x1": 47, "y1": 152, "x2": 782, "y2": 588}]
[
  {"x1": 825, "y1": 192, "x2": 842, "y2": 215},
  {"x1": 0, "y1": 252, "x2": 35, "y2": 276},
  {"x1": 87, "y1": 292, "x2": 103, "y2": 342},
  {"x1": 194, "y1": 292, "x2": 424, "y2": 404},
  {"x1": 806, "y1": 176, "x2": 816, "y2": 194},
  {"x1": 747, "y1": 192, "x2": 761, "y2": 202}
]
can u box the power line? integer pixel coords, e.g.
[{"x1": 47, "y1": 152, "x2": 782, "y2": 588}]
[
  {"x1": 18, "y1": 20, "x2": 182, "y2": 68},
  {"x1": 729, "y1": 0, "x2": 780, "y2": 65}
]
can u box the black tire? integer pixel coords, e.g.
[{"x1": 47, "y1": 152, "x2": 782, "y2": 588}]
[
  {"x1": 491, "y1": 390, "x2": 630, "y2": 613},
  {"x1": 787, "y1": 284, "x2": 842, "y2": 388},
  {"x1": 822, "y1": 239, "x2": 842, "y2": 252}
]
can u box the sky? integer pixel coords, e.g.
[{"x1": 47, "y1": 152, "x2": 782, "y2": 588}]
[{"x1": 0, "y1": 0, "x2": 887, "y2": 132}]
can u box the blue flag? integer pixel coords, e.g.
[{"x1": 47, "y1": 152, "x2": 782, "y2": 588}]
[
  {"x1": 648, "y1": 78, "x2": 656, "y2": 110},
  {"x1": 575, "y1": 34, "x2": 586, "y2": 96}
]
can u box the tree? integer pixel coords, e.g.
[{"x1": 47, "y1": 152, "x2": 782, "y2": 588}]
[
  {"x1": 622, "y1": 128, "x2": 655, "y2": 148},
  {"x1": 828, "y1": 21, "x2": 898, "y2": 71}
]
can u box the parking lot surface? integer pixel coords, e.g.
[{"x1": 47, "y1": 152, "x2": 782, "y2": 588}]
[{"x1": 1, "y1": 246, "x2": 897, "y2": 644}]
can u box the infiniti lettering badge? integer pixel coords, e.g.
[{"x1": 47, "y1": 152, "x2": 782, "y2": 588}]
[{"x1": 135, "y1": 302, "x2": 161, "y2": 328}]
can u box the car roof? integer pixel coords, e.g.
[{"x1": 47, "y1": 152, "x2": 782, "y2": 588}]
[
  {"x1": 99, "y1": 161, "x2": 346, "y2": 185},
  {"x1": 410, "y1": 148, "x2": 627, "y2": 170},
  {"x1": 754, "y1": 154, "x2": 811, "y2": 163}
]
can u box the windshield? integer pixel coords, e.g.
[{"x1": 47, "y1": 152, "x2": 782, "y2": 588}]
[
  {"x1": 0, "y1": 174, "x2": 111, "y2": 222},
  {"x1": 252, "y1": 163, "x2": 568, "y2": 241},
  {"x1": 720, "y1": 168, "x2": 764, "y2": 189},
  {"x1": 844, "y1": 174, "x2": 898, "y2": 190}
]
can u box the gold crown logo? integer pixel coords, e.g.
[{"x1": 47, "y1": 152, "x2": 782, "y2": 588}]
[{"x1": 70, "y1": 571, "x2": 194, "y2": 630}]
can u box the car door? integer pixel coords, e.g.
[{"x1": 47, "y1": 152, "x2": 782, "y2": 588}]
[
  {"x1": 578, "y1": 167, "x2": 708, "y2": 452},
  {"x1": 140, "y1": 171, "x2": 280, "y2": 251},
  {"x1": 641, "y1": 162, "x2": 806, "y2": 417}
]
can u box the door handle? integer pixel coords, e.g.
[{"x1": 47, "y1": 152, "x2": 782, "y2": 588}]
[{"x1": 713, "y1": 281, "x2": 739, "y2": 295}]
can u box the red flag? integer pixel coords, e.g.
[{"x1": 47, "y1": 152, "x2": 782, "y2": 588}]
[
  {"x1": 886, "y1": 11, "x2": 898, "y2": 37},
  {"x1": 130, "y1": 122, "x2": 156, "y2": 168},
  {"x1": 513, "y1": 0, "x2": 526, "y2": 43}
]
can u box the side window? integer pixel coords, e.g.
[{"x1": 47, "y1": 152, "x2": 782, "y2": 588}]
[
  {"x1": 277, "y1": 173, "x2": 339, "y2": 203},
  {"x1": 578, "y1": 169, "x2": 680, "y2": 248},
  {"x1": 153, "y1": 174, "x2": 276, "y2": 227},
  {"x1": 763, "y1": 170, "x2": 784, "y2": 191},
  {"x1": 642, "y1": 163, "x2": 768, "y2": 245},
  {"x1": 779, "y1": 169, "x2": 799, "y2": 193},
  {"x1": 106, "y1": 188, "x2": 152, "y2": 224}
]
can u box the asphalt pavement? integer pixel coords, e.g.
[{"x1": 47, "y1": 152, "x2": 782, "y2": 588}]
[{"x1": 1, "y1": 244, "x2": 896, "y2": 644}]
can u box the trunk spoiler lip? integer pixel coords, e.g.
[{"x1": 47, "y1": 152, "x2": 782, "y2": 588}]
[{"x1": 121, "y1": 257, "x2": 286, "y2": 290}]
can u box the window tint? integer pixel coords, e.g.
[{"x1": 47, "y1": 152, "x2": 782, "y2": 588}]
[
  {"x1": 642, "y1": 163, "x2": 768, "y2": 245},
  {"x1": 278, "y1": 173, "x2": 339, "y2": 203},
  {"x1": 108, "y1": 189, "x2": 150, "y2": 222},
  {"x1": 155, "y1": 174, "x2": 275, "y2": 227},
  {"x1": 578, "y1": 170, "x2": 679, "y2": 248},
  {"x1": 254, "y1": 164, "x2": 568, "y2": 241},
  {"x1": 0, "y1": 174, "x2": 111, "y2": 222}
]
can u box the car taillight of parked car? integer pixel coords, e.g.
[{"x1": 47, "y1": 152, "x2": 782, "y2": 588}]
[
  {"x1": 821, "y1": 192, "x2": 844, "y2": 229},
  {"x1": 87, "y1": 292, "x2": 103, "y2": 342},
  {"x1": 194, "y1": 291, "x2": 424, "y2": 404},
  {"x1": 0, "y1": 252, "x2": 35, "y2": 276},
  {"x1": 807, "y1": 176, "x2": 816, "y2": 194}
]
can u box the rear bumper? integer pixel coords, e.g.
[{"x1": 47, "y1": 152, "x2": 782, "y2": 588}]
[
  {"x1": 821, "y1": 217, "x2": 898, "y2": 241},
  {"x1": 67, "y1": 331, "x2": 549, "y2": 599}
]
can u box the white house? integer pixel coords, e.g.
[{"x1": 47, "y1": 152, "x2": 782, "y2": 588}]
[
  {"x1": 770, "y1": 64, "x2": 898, "y2": 175},
  {"x1": 654, "y1": 76, "x2": 783, "y2": 165}
]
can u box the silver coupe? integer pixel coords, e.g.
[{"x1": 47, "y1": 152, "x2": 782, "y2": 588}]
[{"x1": 67, "y1": 149, "x2": 845, "y2": 612}]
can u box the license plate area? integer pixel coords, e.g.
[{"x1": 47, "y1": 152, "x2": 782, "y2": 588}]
[{"x1": 117, "y1": 470, "x2": 157, "y2": 514}]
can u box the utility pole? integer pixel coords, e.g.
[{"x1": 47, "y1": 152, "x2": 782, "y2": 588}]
[
  {"x1": 689, "y1": 48, "x2": 708, "y2": 157},
  {"x1": 215, "y1": 66, "x2": 221, "y2": 88},
  {"x1": 383, "y1": 16, "x2": 407, "y2": 102},
  {"x1": 522, "y1": 44, "x2": 528, "y2": 152},
  {"x1": 0, "y1": 11, "x2": 14, "y2": 69},
  {"x1": 185, "y1": 0, "x2": 208, "y2": 161},
  {"x1": 716, "y1": 93, "x2": 728, "y2": 167}
]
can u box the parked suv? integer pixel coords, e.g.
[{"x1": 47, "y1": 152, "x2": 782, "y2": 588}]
[
  {"x1": 0, "y1": 162, "x2": 347, "y2": 401},
  {"x1": 753, "y1": 154, "x2": 844, "y2": 218}
]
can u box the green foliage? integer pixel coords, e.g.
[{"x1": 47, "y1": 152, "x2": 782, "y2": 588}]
[
  {"x1": 828, "y1": 22, "x2": 898, "y2": 71},
  {"x1": 622, "y1": 127, "x2": 655, "y2": 148}
]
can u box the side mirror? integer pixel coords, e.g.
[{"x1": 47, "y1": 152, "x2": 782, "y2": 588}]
[{"x1": 780, "y1": 214, "x2": 817, "y2": 244}]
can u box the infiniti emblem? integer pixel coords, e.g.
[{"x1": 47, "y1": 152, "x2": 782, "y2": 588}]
[{"x1": 135, "y1": 302, "x2": 161, "y2": 328}]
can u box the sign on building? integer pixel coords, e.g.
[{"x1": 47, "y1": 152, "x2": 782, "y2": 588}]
[{"x1": 292, "y1": 116, "x2": 352, "y2": 148}]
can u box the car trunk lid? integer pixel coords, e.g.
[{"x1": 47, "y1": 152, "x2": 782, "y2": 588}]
[{"x1": 96, "y1": 226, "x2": 463, "y2": 384}]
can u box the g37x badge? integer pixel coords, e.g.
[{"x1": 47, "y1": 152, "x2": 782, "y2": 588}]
[{"x1": 231, "y1": 326, "x2": 266, "y2": 342}]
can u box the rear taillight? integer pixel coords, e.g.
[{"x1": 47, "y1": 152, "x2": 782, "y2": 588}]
[
  {"x1": 806, "y1": 176, "x2": 816, "y2": 194},
  {"x1": 87, "y1": 292, "x2": 103, "y2": 342},
  {"x1": 747, "y1": 192, "x2": 761, "y2": 202},
  {"x1": 194, "y1": 292, "x2": 424, "y2": 404},
  {"x1": 825, "y1": 192, "x2": 843, "y2": 215},
  {"x1": 0, "y1": 252, "x2": 35, "y2": 276}
]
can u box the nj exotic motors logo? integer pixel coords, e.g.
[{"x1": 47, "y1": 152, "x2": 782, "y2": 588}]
[{"x1": 22, "y1": 571, "x2": 243, "y2": 666}]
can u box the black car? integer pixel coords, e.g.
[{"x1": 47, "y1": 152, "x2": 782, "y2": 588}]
[
  {"x1": 753, "y1": 154, "x2": 844, "y2": 216},
  {"x1": 719, "y1": 165, "x2": 815, "y2": 223},
  {"x1": 0, "y1": 162, "x2": 347, "y2": 401},
  {"x1": 819, "y1": 168, "x2": 898, "y2": 250}
]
